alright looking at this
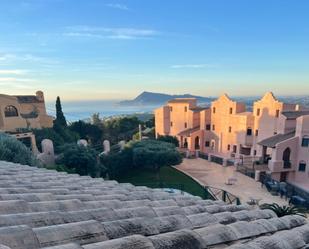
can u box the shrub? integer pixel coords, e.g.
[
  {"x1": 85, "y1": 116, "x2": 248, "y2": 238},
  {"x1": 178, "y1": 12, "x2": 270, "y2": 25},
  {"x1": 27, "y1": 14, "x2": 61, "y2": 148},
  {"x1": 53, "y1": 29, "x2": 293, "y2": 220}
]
[
  {"x1": 101, "y1": 139, "x2": 182, "y2": 178},
  {"x1": 56, "y1": 143, "x2": 102, "y2": 177},
  {"x1": 132, "y1": 140, "x2": 182, "y2": 171},
  {"x1": 100, "y1": 147, "x2": 133, "y2": 178},
  {"x1": 260, "y1": 203, "x2": 307, "y2": 217},
  {"x1": 0, "y1": 133, "x2": 38, "y2": 166},
  {"x1": 157, "y1": 135, "x2": 179, "y2": 147}
]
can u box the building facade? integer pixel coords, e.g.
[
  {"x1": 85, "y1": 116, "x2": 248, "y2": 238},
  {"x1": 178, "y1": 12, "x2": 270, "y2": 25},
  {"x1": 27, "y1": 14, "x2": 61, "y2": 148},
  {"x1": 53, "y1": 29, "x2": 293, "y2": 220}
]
[
  {"x1": 0, "y1": 90, "x2": 53, "y2": 132},
  {"x1": 155, "y1": 92, "x2": 309, "y2": 190}
]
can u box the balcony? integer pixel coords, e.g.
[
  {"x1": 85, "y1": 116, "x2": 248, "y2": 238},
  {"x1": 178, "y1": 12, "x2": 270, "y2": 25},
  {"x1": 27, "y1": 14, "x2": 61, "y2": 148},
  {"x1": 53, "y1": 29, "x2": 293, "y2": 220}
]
[{"x1": 283, "y1": 160, "x2": 291, "y2": 169}]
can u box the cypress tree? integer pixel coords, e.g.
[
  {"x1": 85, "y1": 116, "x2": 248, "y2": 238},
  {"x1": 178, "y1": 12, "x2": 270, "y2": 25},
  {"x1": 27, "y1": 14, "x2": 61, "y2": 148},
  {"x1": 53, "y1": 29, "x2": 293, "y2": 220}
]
[{"x1": 55, "y1": 96, "x2": 67, "y2": 127}]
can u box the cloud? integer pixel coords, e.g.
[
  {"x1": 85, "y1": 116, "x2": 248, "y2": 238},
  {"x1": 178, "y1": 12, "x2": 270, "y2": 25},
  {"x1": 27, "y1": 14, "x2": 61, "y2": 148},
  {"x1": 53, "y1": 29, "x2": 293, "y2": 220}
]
[
  {"x1": 0, "y1": 69, "x2": 28, "y2": 75},
  {"x1": 171, "y1": 64, "x2": 218, "y2": 69},
  {"x1": 0, "y1": 77, "x2": 37, "y2": 89},
  {"x1": 0, "y1": 77, "x2": 36, "y2": 83},
  {"x1": 0, "y1": 53, "x2": 58, "y2": 65},
  {"x1": 106, "y1": 3, "x2": 129, "y2": 10},
  {"x1": 64, "y1": 26, "x2": 159, "y2": 40}
]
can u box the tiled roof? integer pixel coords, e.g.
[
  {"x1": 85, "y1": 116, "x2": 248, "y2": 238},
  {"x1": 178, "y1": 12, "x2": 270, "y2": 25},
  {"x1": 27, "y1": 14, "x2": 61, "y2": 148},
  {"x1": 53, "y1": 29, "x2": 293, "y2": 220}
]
[
  {"x1": 167, "y1": 98, "x2": 196, "y2": 103},
  {"x1": 282, "y1": 110, "x2": 309, "y2": 120},
  {"x1": 0, "y1": 161, "x2": 308, "y2": 249},
  {"x1": 178, "y1": 126, "x2": 200, "y2": 136},
  {"x1": 15, "y1": 96, "x2": 42, "y2": 104},
  {"x1": 190, "y1": 107, "x2": 209, "y2": 112},
  {"x1": 258, "y1": 132, "x2": 295, "y2": 148}
]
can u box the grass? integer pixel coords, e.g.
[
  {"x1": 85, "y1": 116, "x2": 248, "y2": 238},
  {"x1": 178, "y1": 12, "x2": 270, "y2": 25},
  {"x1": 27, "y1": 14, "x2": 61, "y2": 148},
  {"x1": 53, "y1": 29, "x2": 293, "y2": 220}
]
[{"x1": 115, "y1": 166, "x2": 208, "y2": 199}]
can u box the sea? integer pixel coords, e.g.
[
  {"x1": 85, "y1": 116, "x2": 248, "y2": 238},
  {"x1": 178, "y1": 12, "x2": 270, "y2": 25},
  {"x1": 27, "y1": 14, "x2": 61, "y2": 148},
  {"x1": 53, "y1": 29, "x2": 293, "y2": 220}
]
[{"x1": 45, "y1": 100, "x2": 160, "y2": 122}]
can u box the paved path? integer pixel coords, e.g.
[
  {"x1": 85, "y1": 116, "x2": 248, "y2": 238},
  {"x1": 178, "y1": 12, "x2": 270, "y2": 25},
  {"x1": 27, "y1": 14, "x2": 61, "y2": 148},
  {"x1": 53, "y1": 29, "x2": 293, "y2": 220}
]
[{"x1": 175, "y1": 158, "x2": 288, "y2": 206}]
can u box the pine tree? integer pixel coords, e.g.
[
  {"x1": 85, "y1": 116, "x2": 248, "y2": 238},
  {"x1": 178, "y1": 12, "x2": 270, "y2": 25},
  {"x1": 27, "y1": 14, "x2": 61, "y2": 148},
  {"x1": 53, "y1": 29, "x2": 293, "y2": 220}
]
[{"x1": 54, "y1": 96, "x2": 67, "y2": 127}]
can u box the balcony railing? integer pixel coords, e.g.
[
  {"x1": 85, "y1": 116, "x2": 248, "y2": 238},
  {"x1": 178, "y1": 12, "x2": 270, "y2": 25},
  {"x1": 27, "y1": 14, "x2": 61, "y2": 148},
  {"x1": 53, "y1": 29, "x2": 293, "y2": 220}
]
[{"x1": 283, "y1": 160, "x2": 291, "y2": 169}]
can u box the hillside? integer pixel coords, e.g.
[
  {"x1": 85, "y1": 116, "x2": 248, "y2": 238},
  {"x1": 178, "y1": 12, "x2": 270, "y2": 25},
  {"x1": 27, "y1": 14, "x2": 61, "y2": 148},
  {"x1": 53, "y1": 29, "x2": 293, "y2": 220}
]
[{"x1": 119, "y1": 91, "x2": 214, "y2": 106}]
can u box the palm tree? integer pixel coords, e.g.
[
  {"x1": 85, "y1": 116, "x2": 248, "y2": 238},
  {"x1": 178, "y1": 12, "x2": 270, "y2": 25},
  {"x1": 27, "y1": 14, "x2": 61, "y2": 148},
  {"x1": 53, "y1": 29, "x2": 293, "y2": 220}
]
[{"x1": 260, "y1": 203, "x2": 307, "y2": 217}]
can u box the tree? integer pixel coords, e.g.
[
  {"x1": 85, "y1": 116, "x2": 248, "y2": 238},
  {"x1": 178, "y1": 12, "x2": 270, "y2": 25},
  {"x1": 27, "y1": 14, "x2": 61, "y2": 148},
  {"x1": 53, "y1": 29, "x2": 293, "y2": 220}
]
[
  {"x1": 54, "y1": 96, "x2": 67, "y2": 127},
  {"x1": 103, "y1": 116, "x2": 141, "y2": 144},
  {"x1": 57, "y1": 143, "x2": 103, "y2": 177},
  {"x1": 91, "y1": 113, "x2": 102, "y2": 126},
  {"x1": 0, "y1": 133, "x2": 38, "y2": 166},
  {"x1": 157, "y1": 135, "x2": 179, "y2": 147},
  {"x1": 69, "y1": 120, "x2": 103, "y2": 146}
]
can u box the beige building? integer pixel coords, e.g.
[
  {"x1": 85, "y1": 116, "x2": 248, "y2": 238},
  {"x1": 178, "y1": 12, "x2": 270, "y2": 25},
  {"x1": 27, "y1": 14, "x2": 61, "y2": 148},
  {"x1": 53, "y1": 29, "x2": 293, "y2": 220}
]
[
  {"x1": 0, "y1": 90, "x2": 53, "y2": 132},
  {"x1": 155, "y1": 92, "x2": 309, "y2": 190}
]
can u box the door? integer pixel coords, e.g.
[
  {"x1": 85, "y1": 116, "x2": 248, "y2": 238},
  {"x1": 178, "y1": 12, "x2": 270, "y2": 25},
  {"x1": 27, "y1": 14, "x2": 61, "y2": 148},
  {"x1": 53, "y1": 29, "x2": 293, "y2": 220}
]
[
  {"x1": 280, "y1": 172, "x2": 288, "y2": 182},
  {"x1": 282, "y1": 148, "x2": 291, "y2": 168}
]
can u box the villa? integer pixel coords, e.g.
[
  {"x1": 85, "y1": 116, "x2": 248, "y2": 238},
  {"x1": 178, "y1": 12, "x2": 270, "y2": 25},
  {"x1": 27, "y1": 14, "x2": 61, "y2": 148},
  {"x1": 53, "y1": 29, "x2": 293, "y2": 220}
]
[
  {"x1": 0, "y1": 91, "x2": 53, "y2": 152},
  {"x1": 155, "y1": 92, "x2": 309, "y2": 191}
]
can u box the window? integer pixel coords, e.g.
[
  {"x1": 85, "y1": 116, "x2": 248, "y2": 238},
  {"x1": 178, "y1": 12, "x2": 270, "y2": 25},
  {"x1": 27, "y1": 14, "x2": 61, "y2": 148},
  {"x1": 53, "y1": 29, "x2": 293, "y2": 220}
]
[
  {"x1": 254, "y1": 150, "x2": 257, "y2": 156},
  {"x1": 205, "y1": 141, "x2": 210, "y2": 147},
  {"x1": 184, "y1": 106, "x2": 188, "y2": 112},
  {"x1": 276, "y1": 109, "x2": 280, "y2": 118},
  {"x1": 302, "y1": 136, "x2": 309, "y2": 147},
  {"x1": 212, "y1": 125, "x2": 215, "y2": 131},
  {"x1": 257, "y1": 108, "x2": 261, "y2": 116},
  {"x1": 170, "y1": 106, "x2": 173, "y2": 112},
  {"x1": 227, "y1": 144, "x2": 231, "y2": 151},
  {"x1": 213, "y1": 107, "x2": 216, "y2": 114},
  {"x1": 299, "y1": 161, "x2": 306, "y2": 172},
  {"x1": 247, "y1": 128, "x2": 252, "y2": 136},
  {"x1": 4, "y1": 105, "x2": 18, "y2": 117},
  {"x1": 229, "y1": 108, "x2": 233, "y2": 114},
  {"x1": 233, "y1": 145, "x2": 237, "y2": 153},
  {"x1": 211, "y1": 141, "x2": 215, "y2": 149},
  {"x1": 170, "y1": 122, "x2": 173, "y2": 127},
  {"x1": 255, "y1": 129, "x2": 259, "y2": 136},
  {"x1": 206, "y1": 124, "x2": 211, "y2": 130},
  {"x1": 184, "y1": 122, "x2": 187, "y2": 128},
  {"x1": 229, "y1": 126, "x2": 232, "y2": 133}
]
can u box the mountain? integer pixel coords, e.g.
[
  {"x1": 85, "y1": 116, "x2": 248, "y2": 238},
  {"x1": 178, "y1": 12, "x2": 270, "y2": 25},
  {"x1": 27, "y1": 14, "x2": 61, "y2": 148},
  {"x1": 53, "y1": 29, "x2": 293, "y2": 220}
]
[{"x1": 119, "y1": 91, "x2": 214, "y2": 106}]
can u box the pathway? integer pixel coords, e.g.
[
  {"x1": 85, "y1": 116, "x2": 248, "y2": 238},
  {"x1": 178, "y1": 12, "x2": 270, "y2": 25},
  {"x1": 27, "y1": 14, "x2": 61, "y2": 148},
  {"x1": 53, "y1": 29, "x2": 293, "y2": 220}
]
[{"x1": 175, "y1": 158, "x2": 288, "y2": 205}]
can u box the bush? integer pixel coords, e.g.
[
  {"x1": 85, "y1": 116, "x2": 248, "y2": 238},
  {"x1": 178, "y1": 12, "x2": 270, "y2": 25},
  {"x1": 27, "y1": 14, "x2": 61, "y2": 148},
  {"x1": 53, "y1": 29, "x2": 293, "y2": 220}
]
[
  {"x1": 0, "y1": 133, "x2": 38, "y2": 166},
  {"x1": 101, "y1": 139, "x2": 182, "y2": 178},
  {"x1": 33, "y1": 126, "x2": 79, "y2": 153},
  {"x1": 157, "y1": 135, "x2": 179, "y2": 147},
  {"x1": 100, "y1": 147, "x2": 133, "y2": 178},
  {"x1": 132, "y1": 140, "x2": 182, "y2": 171},
  {"x1": 56, "y1": 143, "x2": 103, "y2": 177}
]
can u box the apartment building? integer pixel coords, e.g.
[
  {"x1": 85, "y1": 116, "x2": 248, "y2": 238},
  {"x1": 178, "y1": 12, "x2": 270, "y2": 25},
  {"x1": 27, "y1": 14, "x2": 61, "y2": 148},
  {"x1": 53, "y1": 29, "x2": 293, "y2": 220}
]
[{"x1": 155, "y1": 92, "x2": 309, "y2": 189}]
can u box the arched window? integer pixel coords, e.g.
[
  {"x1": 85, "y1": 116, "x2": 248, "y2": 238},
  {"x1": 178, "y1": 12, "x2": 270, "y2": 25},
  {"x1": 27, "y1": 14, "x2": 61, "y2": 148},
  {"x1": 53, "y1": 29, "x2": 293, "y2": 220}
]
[
  {"x1": 298, "y1": 161, "x2": 306, "y2": 172},
  {"x1": 4, "y1": 105, "x2": 18, "y2": 117}
]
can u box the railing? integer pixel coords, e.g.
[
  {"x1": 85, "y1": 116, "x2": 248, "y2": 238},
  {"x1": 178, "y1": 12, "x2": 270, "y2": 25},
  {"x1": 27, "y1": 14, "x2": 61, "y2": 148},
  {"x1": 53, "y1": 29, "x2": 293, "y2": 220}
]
[
  {"x1": 260, "y1": 174, "x2": 309, "y2": 209},
  {"x1": 204, "y1": 186, "x2": 241, "y2": 205},
  {"x1": 283, "y1": 160, "x2": 292, "y2": 169}
]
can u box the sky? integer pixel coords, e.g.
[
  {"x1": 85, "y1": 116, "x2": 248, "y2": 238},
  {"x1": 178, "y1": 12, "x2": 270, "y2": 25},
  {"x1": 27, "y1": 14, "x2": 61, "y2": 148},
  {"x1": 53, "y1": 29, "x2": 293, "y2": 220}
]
[{"x1": 0, "y1": 0, "x2": 308, "y2": 101}]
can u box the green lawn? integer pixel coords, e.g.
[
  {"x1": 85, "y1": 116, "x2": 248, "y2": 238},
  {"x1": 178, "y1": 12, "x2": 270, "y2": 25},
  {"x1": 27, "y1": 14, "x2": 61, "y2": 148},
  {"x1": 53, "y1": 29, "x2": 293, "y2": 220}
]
[{"x1": 115, "y1": 166, "x2": 209, "y2": 199}]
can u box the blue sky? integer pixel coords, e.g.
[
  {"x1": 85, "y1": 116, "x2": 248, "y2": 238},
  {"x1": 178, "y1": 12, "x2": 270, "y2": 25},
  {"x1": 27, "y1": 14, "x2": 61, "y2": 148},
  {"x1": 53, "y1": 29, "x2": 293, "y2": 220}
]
[{"x1": 0, "y1": 0, "x2": 308, "y2": 101}]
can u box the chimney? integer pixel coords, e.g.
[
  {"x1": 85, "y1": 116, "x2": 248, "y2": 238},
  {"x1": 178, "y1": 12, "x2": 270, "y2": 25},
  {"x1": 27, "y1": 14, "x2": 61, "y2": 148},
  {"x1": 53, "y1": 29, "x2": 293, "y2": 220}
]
[{"x1": 36, "y1": 91, "x2": 44, "y2": 102}]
